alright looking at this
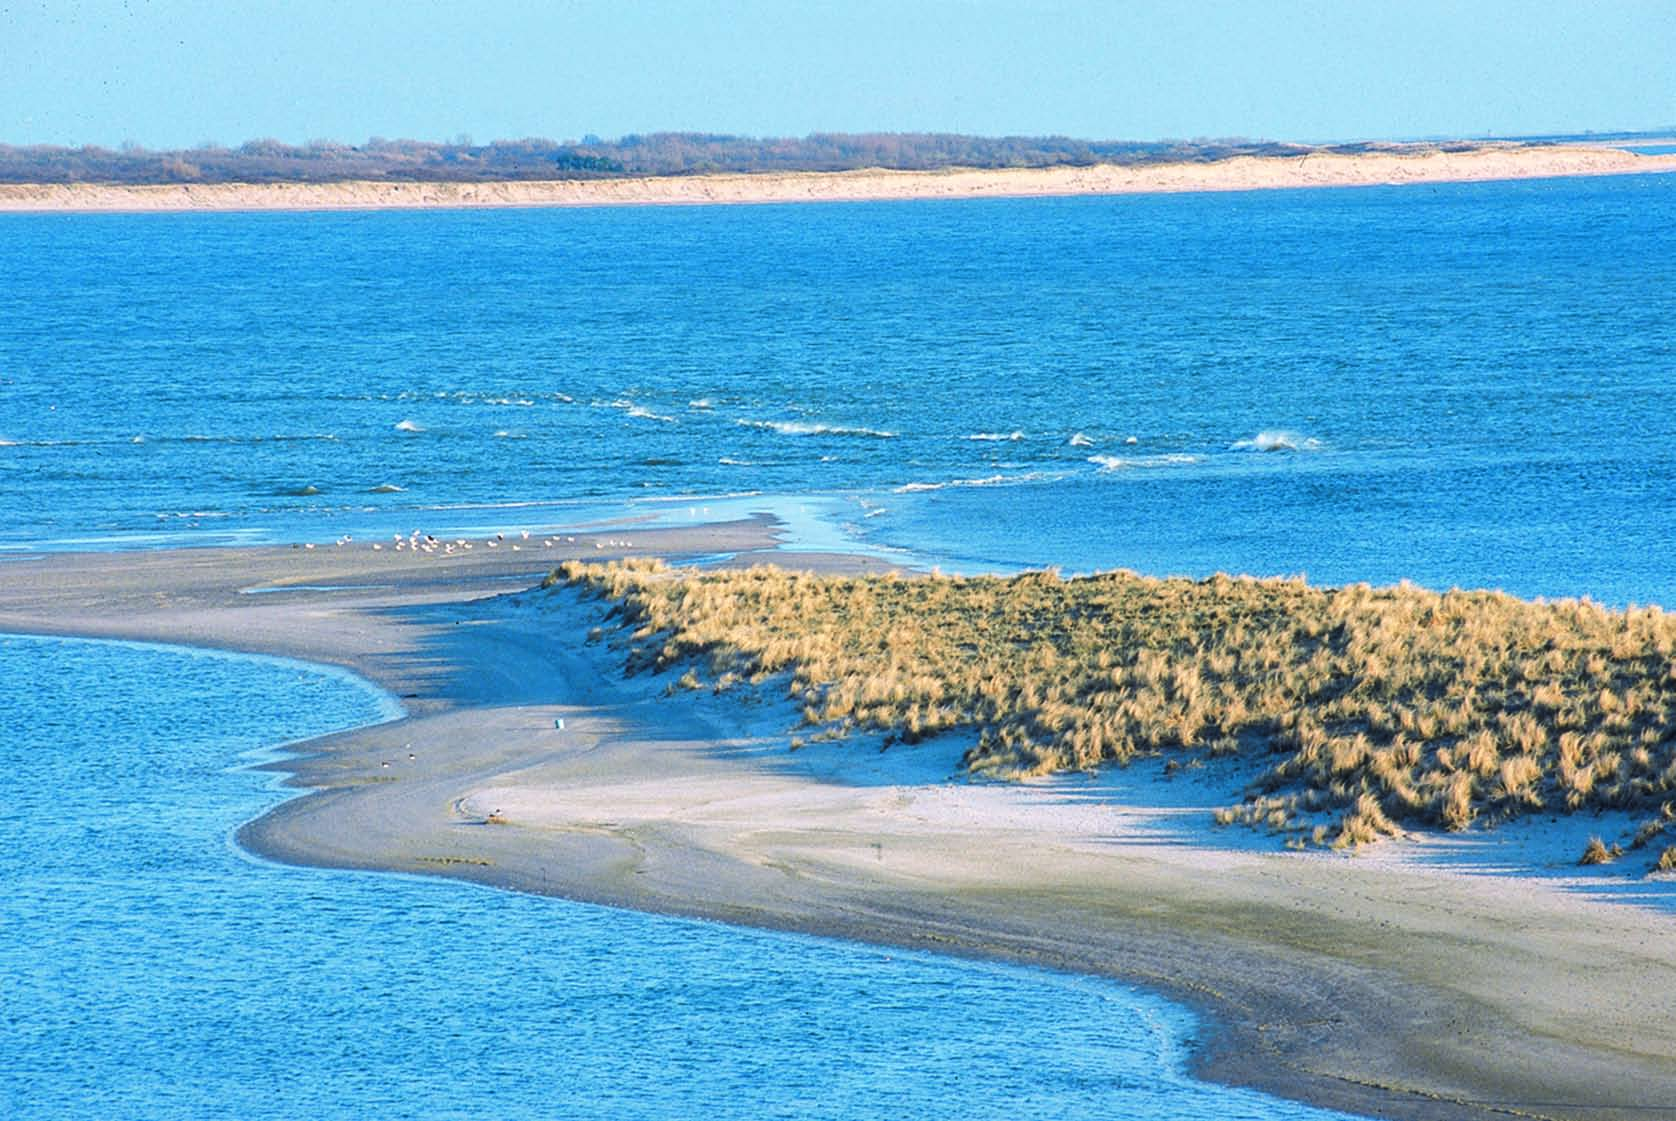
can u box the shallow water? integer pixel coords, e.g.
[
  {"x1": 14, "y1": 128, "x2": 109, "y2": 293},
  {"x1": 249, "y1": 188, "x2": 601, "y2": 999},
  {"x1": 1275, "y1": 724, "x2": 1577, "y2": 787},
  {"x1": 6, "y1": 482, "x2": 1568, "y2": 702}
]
[
  {"x1": 4, "y1": 174, "x2": 1675, "y2": 602},
  {"x1": 0, "y1": 634, "x2": 1354, "y2": 1119}
]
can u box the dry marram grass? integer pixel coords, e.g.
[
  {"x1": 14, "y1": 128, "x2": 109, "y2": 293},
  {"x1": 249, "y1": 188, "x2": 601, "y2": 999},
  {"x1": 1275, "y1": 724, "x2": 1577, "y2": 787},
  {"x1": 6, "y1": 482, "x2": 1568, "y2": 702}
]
[{"x1": 549, "y1": 561, "x2": 1676, "y2": 846}]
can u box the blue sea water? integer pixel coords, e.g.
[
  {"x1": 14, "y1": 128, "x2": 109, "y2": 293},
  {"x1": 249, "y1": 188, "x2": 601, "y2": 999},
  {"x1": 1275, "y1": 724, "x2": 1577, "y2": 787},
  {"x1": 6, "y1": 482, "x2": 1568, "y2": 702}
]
[
  {"x1": 3, "y1": 172, "x2": 1674, "y2": 602},
  {"x1": 4, "y1": 175, "x2": 1674, "y2": 1117},
  {"x1": 0, "y1": 634, "x2": 1355, "y2": 1120}
]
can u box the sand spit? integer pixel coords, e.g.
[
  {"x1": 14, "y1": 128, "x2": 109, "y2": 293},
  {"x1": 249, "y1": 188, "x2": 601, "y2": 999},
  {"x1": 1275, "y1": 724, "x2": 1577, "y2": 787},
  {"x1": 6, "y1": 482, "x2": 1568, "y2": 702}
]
[
  {"x1": 3, "y1": 533, "x2": 1675, "y2": 1120},
  {"x1": 3, "y1": 145, "x2": 1674, "y2": 214}
]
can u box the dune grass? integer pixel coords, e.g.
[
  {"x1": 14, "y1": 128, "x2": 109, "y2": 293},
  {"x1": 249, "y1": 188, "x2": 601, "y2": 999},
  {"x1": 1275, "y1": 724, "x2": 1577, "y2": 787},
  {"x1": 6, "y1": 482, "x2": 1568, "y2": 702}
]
[{"x1": 548, "y1": 559, "x2": 1676, "y2": 850}]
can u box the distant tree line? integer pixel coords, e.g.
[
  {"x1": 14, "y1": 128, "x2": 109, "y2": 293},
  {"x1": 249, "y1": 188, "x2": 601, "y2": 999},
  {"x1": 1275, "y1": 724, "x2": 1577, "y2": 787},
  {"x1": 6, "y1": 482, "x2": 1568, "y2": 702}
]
[{"x1": 0, "y1": 132, "x2": 1488, "y2": 185}]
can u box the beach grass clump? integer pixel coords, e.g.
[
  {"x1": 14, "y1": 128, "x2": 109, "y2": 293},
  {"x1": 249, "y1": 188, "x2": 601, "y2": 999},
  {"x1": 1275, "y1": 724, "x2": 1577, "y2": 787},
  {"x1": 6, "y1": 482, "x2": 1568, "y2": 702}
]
[
  {"x1": 548, "y1": 560, "x2": 1676, "y2": 845},
  {"x1": 1579, "y1": 837, "x2": 1620, "y2": 865}
]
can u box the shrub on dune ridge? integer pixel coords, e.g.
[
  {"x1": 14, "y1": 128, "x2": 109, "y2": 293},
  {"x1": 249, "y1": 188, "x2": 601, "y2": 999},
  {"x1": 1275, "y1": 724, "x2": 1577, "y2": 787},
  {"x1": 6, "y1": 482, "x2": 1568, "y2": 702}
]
[{"x1": 547, "y1": 560, "x2": 1676, "y2": 848}]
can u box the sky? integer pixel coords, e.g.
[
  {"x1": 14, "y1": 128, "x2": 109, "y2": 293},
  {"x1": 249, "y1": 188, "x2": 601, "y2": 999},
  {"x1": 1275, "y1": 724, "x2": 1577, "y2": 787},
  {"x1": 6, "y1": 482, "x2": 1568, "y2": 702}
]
[{"x1": 1, "y1": 0, "x2": 1673, "y2": 148}]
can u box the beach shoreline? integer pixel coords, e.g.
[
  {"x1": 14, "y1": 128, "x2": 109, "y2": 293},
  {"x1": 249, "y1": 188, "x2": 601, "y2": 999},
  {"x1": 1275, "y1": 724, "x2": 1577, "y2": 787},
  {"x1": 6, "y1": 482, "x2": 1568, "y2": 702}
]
[
  {"x1": 4, "y1": 531, "x2": 1675, "y2": 1120},
  {"x1": 3, "y1": 144, "x2": 1674, "y2": 213}
]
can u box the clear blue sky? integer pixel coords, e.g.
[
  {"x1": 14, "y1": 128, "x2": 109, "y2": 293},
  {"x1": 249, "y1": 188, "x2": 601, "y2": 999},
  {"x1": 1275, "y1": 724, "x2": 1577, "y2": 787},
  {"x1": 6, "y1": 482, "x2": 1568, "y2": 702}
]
[{"x1": 3, "y1": 0, "x2": 1672, "y2": 147}]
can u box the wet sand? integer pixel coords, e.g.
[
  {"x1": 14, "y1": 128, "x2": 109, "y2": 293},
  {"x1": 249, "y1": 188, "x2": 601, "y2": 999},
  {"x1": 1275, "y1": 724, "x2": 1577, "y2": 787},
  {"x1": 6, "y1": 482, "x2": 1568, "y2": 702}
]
[
  {"x1": 2, "y1": 144, "x2": 1674, "y2": 213},
  {"x1": 3, "y1": 526, "x2": 1675, "y2": 1120}
]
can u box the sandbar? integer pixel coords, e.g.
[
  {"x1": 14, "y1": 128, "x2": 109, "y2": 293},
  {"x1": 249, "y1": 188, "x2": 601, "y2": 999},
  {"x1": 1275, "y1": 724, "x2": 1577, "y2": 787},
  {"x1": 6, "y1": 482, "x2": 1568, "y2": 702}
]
[
  {"x1": 2, "y1": 144, "x2": 1674, "y2": 213},
  {"x1": 2, "y1": 523, "x2": 1674, "y2": 1120}
]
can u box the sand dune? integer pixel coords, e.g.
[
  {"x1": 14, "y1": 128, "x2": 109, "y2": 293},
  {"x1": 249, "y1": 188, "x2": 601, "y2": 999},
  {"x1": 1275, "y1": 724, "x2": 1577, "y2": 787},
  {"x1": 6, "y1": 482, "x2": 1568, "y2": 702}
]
[{"x1": 3, "y1": 144, "x2": 1673, "y2": 213}]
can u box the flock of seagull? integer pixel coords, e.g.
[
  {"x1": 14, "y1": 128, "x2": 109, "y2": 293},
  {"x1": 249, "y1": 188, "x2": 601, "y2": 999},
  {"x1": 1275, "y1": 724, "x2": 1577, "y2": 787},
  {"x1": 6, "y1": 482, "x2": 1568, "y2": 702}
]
[{"x1": 297, "y1": 530, "x2": 635, "y2": 555}]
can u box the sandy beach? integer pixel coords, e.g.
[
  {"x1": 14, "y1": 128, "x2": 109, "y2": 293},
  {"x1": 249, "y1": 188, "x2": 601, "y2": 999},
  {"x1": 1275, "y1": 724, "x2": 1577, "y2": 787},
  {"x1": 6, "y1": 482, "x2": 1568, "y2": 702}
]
[
  {"x1": 3, "y1": 144, "x2": 1674, "y2": 213},
  {"x1": 2, "y1": 525, "x2": 1674, "y2": 1120}
]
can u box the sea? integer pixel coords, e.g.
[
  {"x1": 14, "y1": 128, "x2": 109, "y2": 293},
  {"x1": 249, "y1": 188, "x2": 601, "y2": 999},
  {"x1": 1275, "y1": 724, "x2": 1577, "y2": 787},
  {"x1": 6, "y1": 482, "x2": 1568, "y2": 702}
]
[{"x1": 3, "y1": 172, "x2": 1673, "y2": 1117}]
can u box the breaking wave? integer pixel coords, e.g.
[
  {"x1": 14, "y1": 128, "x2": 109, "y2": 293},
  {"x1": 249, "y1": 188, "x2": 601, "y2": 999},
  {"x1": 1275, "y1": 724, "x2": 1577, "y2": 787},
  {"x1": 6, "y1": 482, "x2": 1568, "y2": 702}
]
[
  {"x1": 394, "y1": 419, "x2": 425, "y2": 433},
  {"x1": 965, "y1": 431, "x2": 1025, "y2": 442},
  {"x1": 1089, "y1": 454, "x2": 1203, "y2": 471},
  {"x1": 737, "y1": 419, "x2": 898, "y2": 439},
  {"x1": 894, "y1": 471, "x2": 1056, "y2": 494},
  {"x1": 1231, "y1": 430, "x2": 1321, "y2": 453}
]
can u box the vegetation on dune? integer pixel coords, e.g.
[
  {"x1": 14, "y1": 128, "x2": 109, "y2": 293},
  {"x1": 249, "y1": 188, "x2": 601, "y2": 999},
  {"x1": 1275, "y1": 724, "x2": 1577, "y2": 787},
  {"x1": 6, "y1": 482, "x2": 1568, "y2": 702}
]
[
  {"x1": 0, "y1": 132, "x2": 1488, "y2": 186},
  {"x1": 549, "y1": 560, "x2": 1676, "y2": 853}
]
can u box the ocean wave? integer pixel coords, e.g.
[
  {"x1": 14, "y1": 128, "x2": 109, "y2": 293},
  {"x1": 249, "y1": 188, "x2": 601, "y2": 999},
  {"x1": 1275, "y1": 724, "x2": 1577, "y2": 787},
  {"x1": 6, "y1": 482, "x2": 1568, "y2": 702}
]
[
  {"x1": 965, "y1": 430, "x2": 1025, "y2": 442},
  {"x1": 0, "y1": 437, "x2": 96, "y2": 447},
  {"x1": 436, "y1": 391, "x2": 538, "y2": 407},
  {"x1": 894, "y1": 471, "x2": 1056, "y2": 494},
  {"x1": 6, "y1": 434, "x2": 342, "y2": 448},
  {"x1": 626, "y1": 405, "x2": 676, "y2": 423},
  {"x1": 689, "y1": 398, "x2": 713, "y2": 410},
  {"x1": 369, "y1": 483, "x2": 405, "y2": 493},
  {"x1": 1231, "y1": 430, "x2": 1321, "y2": 453},
  {"x1": 737, "y1": 418, "x2": 898, "y2": 439},
  {"x1": 153, "y1": 433, "x2": 341, "y2": 446},
  {"x1": 1089, "y1": 453, "x2": 1203, "y2": 471},
  {"x1": 394, "y1": 419, "x2": 425, "y2": 433},
  {"x1": 717, "y1": 456, "x2": 755, "y2": 466},
  {"x1": 1068, "y1": 432, "x2": 1094, "y2": 447}
]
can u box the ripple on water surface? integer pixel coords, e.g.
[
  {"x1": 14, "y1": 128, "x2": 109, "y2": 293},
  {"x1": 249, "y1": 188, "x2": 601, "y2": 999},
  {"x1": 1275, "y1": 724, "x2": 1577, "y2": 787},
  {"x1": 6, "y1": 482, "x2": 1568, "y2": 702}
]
[{"x1": 0, "y1": 635, "x2": 1354, "y2": 1120}]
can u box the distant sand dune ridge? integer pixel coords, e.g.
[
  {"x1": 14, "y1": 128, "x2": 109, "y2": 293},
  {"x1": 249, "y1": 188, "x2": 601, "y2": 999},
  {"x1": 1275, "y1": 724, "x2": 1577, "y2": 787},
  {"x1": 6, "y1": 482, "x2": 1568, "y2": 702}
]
[{"x1": 2, "y1": 144, "x2": 1673, "y2": 212}]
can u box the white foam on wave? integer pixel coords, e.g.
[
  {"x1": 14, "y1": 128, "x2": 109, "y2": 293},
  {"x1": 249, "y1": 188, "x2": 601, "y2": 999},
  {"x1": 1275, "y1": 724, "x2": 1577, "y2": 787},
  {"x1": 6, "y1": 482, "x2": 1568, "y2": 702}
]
[
  {"x1": 1231, "y1": 430, "x2": 1321, "y2": 453},
  {"x1": 689, "y1": 399, "x2": 713, "y2": 410},
  {"x1": 1068, "y1": 432, "x2": 1094, "y2": 447},
  {"x1": 1089, "y1": 453, "x2": 1203, "y2": 472},
  {"x1": 965, "y1": 430, "x2": 1025, "y2": 442},
  {"x1": 626, "y1": 405, "x2": 676, "y2": 423},
  {"x1": 894, "y1": 470, "x2": 1056, "y2": 494},
  {"x1": 394, "y1": 419, "x2": 425, "y2": 433},
  {"x1": 737, "y1": 418, "x2": 898, "y2": 439},
  {"x1": 717, "y1": 456, "x2": 755, "y2": 466}
]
